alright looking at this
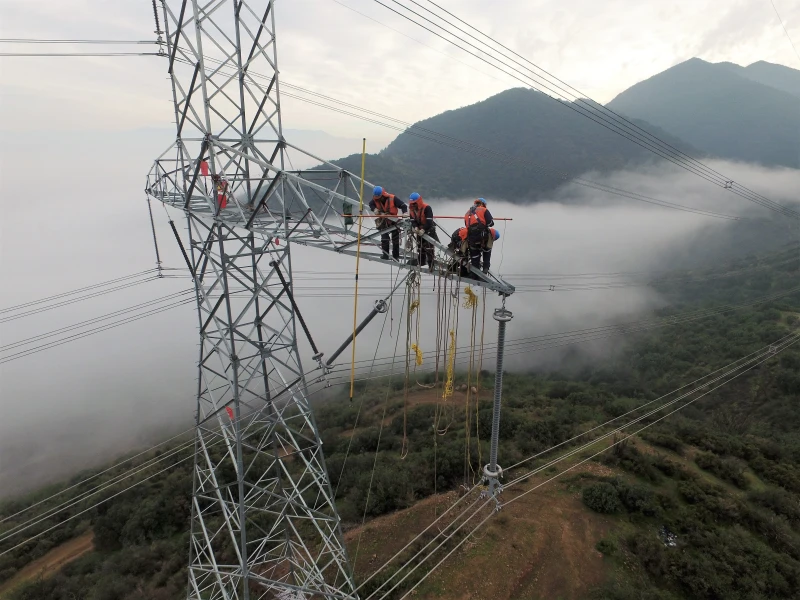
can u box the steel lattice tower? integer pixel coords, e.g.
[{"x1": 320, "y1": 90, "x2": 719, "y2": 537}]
[{"x1": 146, "y1": 1, "x2": 514, "y2": 598}]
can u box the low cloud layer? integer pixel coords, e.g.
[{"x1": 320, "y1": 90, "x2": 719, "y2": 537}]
[{"x1": 1, "y1": 128, "x2": 798, "y2": 498}]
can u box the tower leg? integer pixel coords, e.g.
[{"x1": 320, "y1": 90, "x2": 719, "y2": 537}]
[
  {"x1": 182, "y1": 215, "x2": 358, "y2": 599},
  {"x1": 483, "y1": 305, "x2": 513, "y2": 501}
]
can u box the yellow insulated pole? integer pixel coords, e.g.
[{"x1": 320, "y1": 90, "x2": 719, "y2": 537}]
[{"x1": 349, "y1": 138, "x2": 367, "y2": 401}]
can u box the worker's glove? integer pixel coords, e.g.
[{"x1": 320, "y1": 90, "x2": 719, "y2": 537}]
[{"x1": 415, "y1": 228, "x2": 424, "y2": 236}]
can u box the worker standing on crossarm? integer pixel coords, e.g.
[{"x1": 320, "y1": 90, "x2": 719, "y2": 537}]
[
  {"x1": 464, "y1": 198, "x2": 494, "y2": 271},
  {"x1": 482, "y1": 228, "x2": 500, "y2": 273},
  {"x1": 369, "y1": 186, "x2": 407, "y2": 260},
  {"x1": 408, "y1": 192, "x2": 438, "y2": 271}
]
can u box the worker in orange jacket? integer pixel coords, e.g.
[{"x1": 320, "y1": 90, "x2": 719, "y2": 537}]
[
  {"x1": 369, "y1": 186, "x2": 407, "y2": 260},
  {"x1": 408, "y1": 192, "x2": 438, "y2": 271},
  {"x1": 449, "y1": 225, "x2": 499, "y2": 275},
  {"x1": 464, "y1": 199, "x2": 494, "y2": 271}
]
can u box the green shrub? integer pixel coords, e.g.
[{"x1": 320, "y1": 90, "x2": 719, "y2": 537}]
[
  {"x1": 596, "y1": 538, "x2": 617, "y2": 555},
  {"x1": 582, "y1": 482, "x2": 623, "y2": 514}
]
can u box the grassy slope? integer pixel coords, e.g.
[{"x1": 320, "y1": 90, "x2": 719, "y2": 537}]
[{"x1": 1, "y1": 246, "x2": 799, "y2": 600}]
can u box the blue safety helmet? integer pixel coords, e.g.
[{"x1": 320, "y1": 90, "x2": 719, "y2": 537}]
[
  {"x1": 474, "y1": 198, "x2": 487, "y2": 207},
  {"x1": 493, "y1": 229, "x2": 500, "y2": 241},
  {"x1": 373, "y1": 186, "x2": 383, "y2": 197},
  {"x1": 409, "y1": 192, "x2": 421, "y2": 202}
]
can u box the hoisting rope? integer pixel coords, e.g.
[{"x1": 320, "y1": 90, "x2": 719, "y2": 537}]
[
  {"x1": 443, "y1": 330, "x2": 457, "y2": 399},
  {"x1": 352, "y1": 282, "x2": 406, "y2": 572},
  {"x1": 411, "y1": 343, "x2": 423, "y2": 366},
  {"x1": 400, "y1": 273, "x2": 418, "y2": 460},
  {"x1": 462, "y1": 286, "x2": 479, "y2": 486},
  {"x1": 435, "y1": 272, "x2": 461, "y2": 436},
  {"x1": 348, "y1": 138, "x2": 367, "y2": 401}
]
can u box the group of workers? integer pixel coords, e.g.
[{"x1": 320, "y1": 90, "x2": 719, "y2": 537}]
[{"x1": 368, "y1": 186, "x2": 500, "y2": 276}]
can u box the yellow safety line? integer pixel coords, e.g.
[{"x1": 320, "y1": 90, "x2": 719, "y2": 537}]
[{"x1": 349, "y1": 138, "x2": 366, "y2": 401}]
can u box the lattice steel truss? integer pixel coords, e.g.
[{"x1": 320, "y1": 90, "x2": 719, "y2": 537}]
[{"x1": 146, "y1": 1, "x2": 513, "y2": 598}]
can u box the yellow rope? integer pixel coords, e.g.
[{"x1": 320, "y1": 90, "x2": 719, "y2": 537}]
[
  {"x1": 443, "y1": 330, "x2": 456, "y2": 400},
  {"x1": 409, "y1": 298, "x2": 420, "y2": 315},
  {"x1": 348, "y1": 138, "x2": 367, "y2": 401},
  {"x1": 464, "y1": 289, "x2": 479, "y2": 484},
  {"x1": 463, "y1": 285, "x2": 478, "y2": 309},
  {"x1": 411, "y1": 343, "x2": 423, "y2": 366}
]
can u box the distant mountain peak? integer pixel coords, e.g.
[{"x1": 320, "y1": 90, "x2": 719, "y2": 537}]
[{"x1": 607, "y1": 58, "x2": 800, "y2": 168}]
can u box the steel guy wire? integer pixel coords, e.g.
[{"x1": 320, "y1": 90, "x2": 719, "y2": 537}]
[
  {"x1": 0, "y1": 276, "x2": 162, "y2": 323},
  {"x1": 171, "y1": 52, "x2": 745, "y2": 222},
  {"x1": 398, "y1": 0, "x2": 800, "y2": 218},
  {"x1": 769, "y1": 0, "x2": 800, "y2": 64},
  {"x1": 0, "y1": 299, "x2": 195, "y2": 364},
  {"x1": 377, "y1": 0, "x2": 743, "y2": 189},
  {"x1": 419, "y1": 0, "x2": 782, "y2": 201},
  {"x1": 0, "y1": 454, "x2": 195, "y2": 558},
  {"x1": 0, "y1": 268, "x2": 160, "y2": 314},
  {"x1": 359, "y1": 330, "x2": 799, "y2": 593},
  {"x1": 279, "y1": 89, "x2": 743, "y2": 221},
  {"x1": 0, "y1": 52, "x2": 163, "y2": 57},
  {"x1": 0, "y1": 440, "x2": 195, "y2": 544},
  {"x1": 0, "y1": 290, "x2": 194, "y2": 352},
  {"x1": 388, "y1": 335, "x2": 800, "y2": 592},
  {"x1": 374, "y1": 333, "x2": 800, "y2": 598},
  {"x1": 0, "y1": 39, "x2": 159, "y2": 44},
  {"x1": 0, "y1": 423, "x2": 197, "y2": 526},
  {"x1": 371, "y1": 0, "x2": 800, "y2": 220},
  {"x1": 413, "y1": 0, "x2": 764, "y2": 195},
  {"x1": 503, "y1": 334, "x2": 800, "y2": 496},
  {"x1": 327, "y1": 284, "x2": 800, "y2": 376},
  {"x1": 0, "y1": 370, "x2": 376, "y2": 554},
  {"x1": 501, "y1": 331, "x2": 800, "y2": 476}
]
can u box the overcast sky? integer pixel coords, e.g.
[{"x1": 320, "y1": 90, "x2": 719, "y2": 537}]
[
  {"x1": 0, "y1": 0, "x2": 798, "y2": 145},
  {"x1": 0, "y1": 0, "x2": 799, "y2": 496}
]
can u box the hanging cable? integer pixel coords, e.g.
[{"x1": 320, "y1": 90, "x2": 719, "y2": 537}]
[
  {"x1": 172, "y1": 50, "x2": 747, "y2": 222},
  {"x1": 145, "y1": 194, "x2": 163, "y2": 276},
  {"x1": 365, "y1": 0, "x2": 800, "y2": 220},
  {"x1": 370, "y1": 334, "x2": 800, "y2": 599},
  {"x1": 349, "y1": 139, "x2": 368, "y2": 401},
  {"x1": 352, "y1": 282, "x2": 408, "y2": 571}
]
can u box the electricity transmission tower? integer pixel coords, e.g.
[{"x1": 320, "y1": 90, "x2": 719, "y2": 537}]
[{"x1": 145, "y1": 1, "x2": 514, "y2": 597}]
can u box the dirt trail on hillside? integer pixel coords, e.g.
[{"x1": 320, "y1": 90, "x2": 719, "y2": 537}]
[
  {"x1": 345, "y1": 462, "x2": 615, "y2": 600},
  {"x1": 0, "y1": 530, "x2": 94, "y2": 597}
]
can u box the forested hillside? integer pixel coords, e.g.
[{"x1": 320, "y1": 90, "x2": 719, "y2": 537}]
[
  {"x1": 318, "y1": 88, "x2": 700, "y2": 200},
  {"x1": 1, "y1": 244, "x2": 799, "y2": 599}
]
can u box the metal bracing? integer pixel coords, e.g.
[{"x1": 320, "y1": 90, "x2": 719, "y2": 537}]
[
  {"x1": 146, "y1": 1, "x2": 513, "y2": 598},
  {"x1": 182, "y1": 214, "x2": 356, "y2": 599}
]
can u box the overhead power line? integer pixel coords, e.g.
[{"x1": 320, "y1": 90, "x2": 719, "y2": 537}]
[
  {"x1": 172, "y1": 52, "x2": 745, "y2": 222},
  {"x1": 0, "y1": 275, "x2": 161, "y2": 323},
  {"x1": 364, "y1": 0, "x2": 800, "y2": 220},
  {"x1": 0, "y1": 268, "x2": 160, "y2": 314},
  {"x1": 769, "y1": 0, "x2": 800, "y2": 64},
  {"x1": 363, "y1": 331, "x2": 800, "y2": 598},
  {"x1": 0, "y1": 39, "x2": 158, "y2": 45},
  {"x1": 0, "y1": 298, "x2": 193, "y2": 365},
  {"x1": 0, "y1": 52, "x2": 162, "y2": 57},
  {"x1": 0, "y1": 290, "x2": 194, "y2": 352}
]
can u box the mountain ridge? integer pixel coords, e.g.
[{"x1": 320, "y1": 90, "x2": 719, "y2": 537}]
[
  {"x1": 319, "y1": 88, "x2": 701, "y2": 201},
  {"x1": 607, "y1": 58, "x2": 800, "y2": 168}
]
